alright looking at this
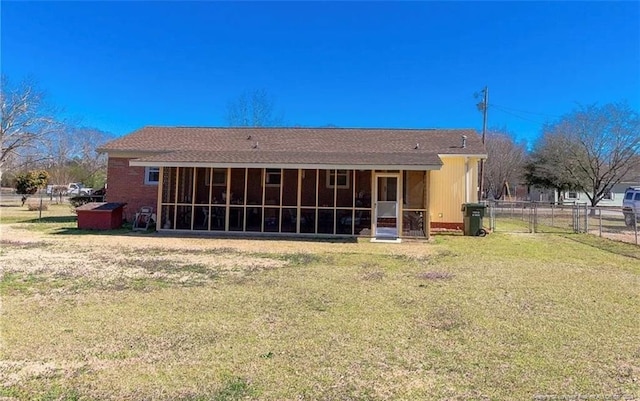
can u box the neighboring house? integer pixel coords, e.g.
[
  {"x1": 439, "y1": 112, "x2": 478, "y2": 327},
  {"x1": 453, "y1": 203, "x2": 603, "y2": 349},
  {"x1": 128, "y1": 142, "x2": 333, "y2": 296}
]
[
  {"x1": 561, "y1": 185, "x2": 624, "y2": 207},
  {"x1": 97, "y1": 127, "x2": 486, "y2": 240},
  {"x1": 527, "y1": 185, "x2": 636, "y2": 207},
  {"x1": 527, "y1": 165, "x2": 640, "y2": 207},
  {"x1": 564, "y1": 179, "x2": 640, "y2": 208},
  {"x1": 597, "y1": 163, "x2": 640, "y2": 207}
]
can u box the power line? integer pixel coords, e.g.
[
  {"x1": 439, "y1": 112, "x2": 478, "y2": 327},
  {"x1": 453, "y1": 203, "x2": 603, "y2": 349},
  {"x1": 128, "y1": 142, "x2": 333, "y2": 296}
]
[
  {"x1": 489, "y1": 103, "x2": 561, "y2": 119},
  {"x1": 489, "y1": 104, "x2": 548, "y2": 125}
]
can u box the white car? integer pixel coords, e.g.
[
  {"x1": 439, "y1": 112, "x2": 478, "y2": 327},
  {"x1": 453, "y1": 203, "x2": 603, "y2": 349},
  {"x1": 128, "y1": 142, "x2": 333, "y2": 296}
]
[
  {"x1": 622, "y1": 187, "x2": 640, "y2": 227},
  {"x1": 67, "y1": 183, "x2": 93, "y2": 196}
]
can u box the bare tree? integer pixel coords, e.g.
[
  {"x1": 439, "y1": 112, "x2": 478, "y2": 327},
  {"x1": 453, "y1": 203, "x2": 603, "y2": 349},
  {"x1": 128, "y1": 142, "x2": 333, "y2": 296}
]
[
  {"x1": 73, "y1": 126, "x2": 112, "y2": 188},
  {"x1": 483, "y1": 129, "x2": 527, "y2": 199},
  {"x1": 0, "y1": 76, "x2": 60, "y2": 183},
  {"x1": 527, "y1": 103, "x2": 640, "y2": 207},
  {"x1": 44, "y1": 125, "x2": 112, "y2": 188},
  {"x1": 44, "y1": 124, "x2": 76, "y2": 185},
  {"x1": 226, "y1": 89, "x2": 283, "y2": 127}
]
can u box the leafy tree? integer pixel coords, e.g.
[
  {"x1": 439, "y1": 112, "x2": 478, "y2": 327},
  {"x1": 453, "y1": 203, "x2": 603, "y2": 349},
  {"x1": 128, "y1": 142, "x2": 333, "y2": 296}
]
[
  {"x1": 14, "y1": 170, "x2": 49, "y2": 205},
  {"x1": 525, "y1": 102, "x2": 640, "y2": 207},
  {"x1": 524, "y1": 133, "x2": 579, "y2": 196},
  {"x1": 1, "y1": 76, "x2": 59, "y2": 183},
  {"x1": 226, "y1": 89, "x2": 283, "y2": 127},
  {"x1": 483, "y1": 129, "x2": 527, "y2": 199}
]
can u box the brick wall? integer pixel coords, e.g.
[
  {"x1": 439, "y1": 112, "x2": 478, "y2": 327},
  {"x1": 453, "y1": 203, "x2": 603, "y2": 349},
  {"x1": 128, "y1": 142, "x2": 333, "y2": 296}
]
[{"x1": 105, "y1": 157, "x2": 158, "y2": 221}]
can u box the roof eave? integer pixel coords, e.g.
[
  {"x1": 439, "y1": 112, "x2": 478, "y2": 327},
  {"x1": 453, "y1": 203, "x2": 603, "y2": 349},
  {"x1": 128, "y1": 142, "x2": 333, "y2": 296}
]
[
  {"x1": 128, "y1": 160, "x2": 443, "y2": 171},
  {"x1": 439, "y1": 153, "x2": 488, "y2": 158},
  {"x1": 97, "y1": 149, "x2": 170, "y2": 158}
]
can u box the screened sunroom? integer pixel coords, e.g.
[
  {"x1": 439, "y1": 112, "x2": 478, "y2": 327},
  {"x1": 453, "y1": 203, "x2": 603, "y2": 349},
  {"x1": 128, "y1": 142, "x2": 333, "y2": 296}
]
[{"x1": 156, "y1": 167, "x2": 429, "y2": 239}]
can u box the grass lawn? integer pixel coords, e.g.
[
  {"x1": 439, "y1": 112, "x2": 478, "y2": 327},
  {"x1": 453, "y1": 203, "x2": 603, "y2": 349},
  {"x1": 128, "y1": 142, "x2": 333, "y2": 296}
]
[{"x1": 1, "y1": 202, "x2": 639, "y2": 400}]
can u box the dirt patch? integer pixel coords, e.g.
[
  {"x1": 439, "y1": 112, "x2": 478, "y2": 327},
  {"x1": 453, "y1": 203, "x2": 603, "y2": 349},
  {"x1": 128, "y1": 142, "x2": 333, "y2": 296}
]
[
  {"x1": 416, "y1": 271, "x2": 454, "y2": 281},
  {"x1": 0, "y1": 220, "x2": 437, "y2": 294},
  {"x1": 588, "y1": 229, "x2": 639, "y2": 246},
  {"x1": 0, "y1": 240, "x2": 286, "y2": 290},
  {"x1": 0, "y1": 360, "x2": 86, "y2": 387}
]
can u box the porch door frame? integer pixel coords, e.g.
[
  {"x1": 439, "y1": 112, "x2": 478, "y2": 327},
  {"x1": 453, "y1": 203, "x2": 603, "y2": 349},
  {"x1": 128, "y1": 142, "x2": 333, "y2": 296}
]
[{"x1": 373, "y1": 172, "x2": 402, "y2": 240}]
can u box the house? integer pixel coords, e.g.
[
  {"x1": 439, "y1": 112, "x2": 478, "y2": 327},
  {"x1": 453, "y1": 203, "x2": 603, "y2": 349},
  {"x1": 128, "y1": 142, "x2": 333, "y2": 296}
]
[
  {"x1": 527, "y1": 162, "x2": 640, "y2": 207},
  {"x1": 563, "y1": 167, "x2": 640, "y2": 207},
  {"x1": 97, "y1": 127, "x2": 486, "y2": 240},
  {"x1": 561, "y1": 185, "x2": 628, "y2": 207}
]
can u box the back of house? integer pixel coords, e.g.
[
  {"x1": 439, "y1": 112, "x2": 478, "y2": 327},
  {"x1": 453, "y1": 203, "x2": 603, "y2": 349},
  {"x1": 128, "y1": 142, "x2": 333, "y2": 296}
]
[{"x1": 98, "y1": 126, "x2": 486, "y2": 241}]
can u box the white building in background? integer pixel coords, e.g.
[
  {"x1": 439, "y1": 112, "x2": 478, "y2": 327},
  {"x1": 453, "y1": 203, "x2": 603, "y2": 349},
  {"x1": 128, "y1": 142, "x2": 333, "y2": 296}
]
[{"x1": 527, "y1": 167, "x2": 640, "y2": 208}]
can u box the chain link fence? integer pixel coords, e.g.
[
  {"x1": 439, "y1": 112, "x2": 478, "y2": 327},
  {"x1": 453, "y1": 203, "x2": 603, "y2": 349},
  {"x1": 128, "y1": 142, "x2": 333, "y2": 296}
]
[{"x1": 487, "y1": 201, "x2": 639, "y2": 245}]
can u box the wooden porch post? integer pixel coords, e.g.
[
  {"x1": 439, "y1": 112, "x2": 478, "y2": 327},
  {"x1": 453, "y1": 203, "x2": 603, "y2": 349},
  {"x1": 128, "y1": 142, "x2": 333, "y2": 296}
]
[
  {"x1": 155, "y1": 167, "x2": 163, "y2": 231},
  {"x1": 424, "y1": 171, "x2": 431, "y2": 239}
]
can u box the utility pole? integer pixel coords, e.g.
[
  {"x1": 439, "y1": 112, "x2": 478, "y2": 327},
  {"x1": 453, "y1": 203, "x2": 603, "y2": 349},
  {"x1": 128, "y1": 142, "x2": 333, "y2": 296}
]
[
  {"x1": 481, "y1": 87, "x2": 488, "y2": 143},
  {"x1": 477, "y1": 86, "x2": 488, "y2": 201}
]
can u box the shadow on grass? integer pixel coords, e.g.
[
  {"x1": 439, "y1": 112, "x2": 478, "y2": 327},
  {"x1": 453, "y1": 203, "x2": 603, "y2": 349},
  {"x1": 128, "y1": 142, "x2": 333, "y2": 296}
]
[
  {"x1": 154, "y1": 230, "x2": 360, "y2": 244},
  {"x1": 560, "y1": 234, "x2": 640, "y2": 260},
  {"x1": 24, "y1": 216, "x2": 78, "y2": 224},
  {"x1": 52, "y1": 226, "x2": 140, "y2": 236},
  {"x1": 51, "y1": 227, "x2": 359, "y2": 243}
]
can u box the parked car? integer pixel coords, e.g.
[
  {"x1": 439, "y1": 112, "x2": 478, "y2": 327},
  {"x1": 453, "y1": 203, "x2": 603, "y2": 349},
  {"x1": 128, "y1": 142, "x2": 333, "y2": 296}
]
[
  {"x1": 622, "y1": 187, "x2": 640, "y2": 227},
  {"x1": 66, "y1": 183, "x2": 93, "y2": 196}
]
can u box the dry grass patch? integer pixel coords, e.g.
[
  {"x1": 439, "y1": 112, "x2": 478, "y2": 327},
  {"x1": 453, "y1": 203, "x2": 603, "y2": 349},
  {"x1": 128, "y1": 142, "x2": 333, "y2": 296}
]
[
  {"x1": 25, "y1": 202, "x2": 49, "y2": 212},
  {"x1": 0, "y1": 243, "x2": 288, "y2": 295},
  {"x1": 416, "y1": 271, "x2": 455, "y2": 281}
]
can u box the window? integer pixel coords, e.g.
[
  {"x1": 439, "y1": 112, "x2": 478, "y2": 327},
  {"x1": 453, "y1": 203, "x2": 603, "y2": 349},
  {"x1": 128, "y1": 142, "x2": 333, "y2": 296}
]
[
  {"x1": 145, "y1": 167, "x2": 160, "y2": 185},
  {"x1": 327, "y1": 170, "x2": 349, "y2": 189},
  {"x1": 204, "y1": 168, "x2": 227, "y2": 186},
  {"x1": 566, "y1": 191, "x2": 578, "y2": 200},
  {"x1": 212, "y1": 168, "x2": 227, "y2": 186},
  {"x1": 603, "y1": 191, "x2": 613, "y2": 200},
  {"x1": 266, "y1": 169, "x2": 281, "y2": 186}
]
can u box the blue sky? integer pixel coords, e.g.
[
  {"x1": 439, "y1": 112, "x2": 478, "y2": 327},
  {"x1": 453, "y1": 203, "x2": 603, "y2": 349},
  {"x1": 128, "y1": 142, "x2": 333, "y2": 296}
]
[{"x1": 2, "y1": 1, "x2": 639, "y2": 146}]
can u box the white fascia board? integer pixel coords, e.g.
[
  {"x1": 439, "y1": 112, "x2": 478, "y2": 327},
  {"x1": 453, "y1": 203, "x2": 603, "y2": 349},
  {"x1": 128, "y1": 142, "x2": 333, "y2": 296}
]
[
  {"x1": 100, "y1": 150, "x2": 167, "y2": 159},
  {"x1": 438, "y1": 153, "x2": 487, "y2": 159},
  {"x1": 128, "y1": 160, "x2": 443, "y2": 171}
]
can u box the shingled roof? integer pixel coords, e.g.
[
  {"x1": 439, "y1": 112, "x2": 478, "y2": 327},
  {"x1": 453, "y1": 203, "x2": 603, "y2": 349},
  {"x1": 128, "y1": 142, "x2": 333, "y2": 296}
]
[{"x1": 98, "y1": 126, "x2": 486, "y2": 170}]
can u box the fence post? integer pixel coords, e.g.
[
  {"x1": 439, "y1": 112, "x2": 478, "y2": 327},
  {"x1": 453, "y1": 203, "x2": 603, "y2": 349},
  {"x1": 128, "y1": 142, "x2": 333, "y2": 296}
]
[
  {"x1": 584, "y1": 204, "x2": 588, "y2": 234},
  {"x1": 490, "y1": 201, "x2": 496, "y2": 231},
  {"x1": 572, "y1": 205, "x2": 580, "y2": 233},
  {"x1": 551, "y1": 202, "x2": 554, "y2": 227},
  {"x1": 598, "y1": 208, "x2": 602, "y2": 237},
  {"x1": 635, "y1": 211, "x2": 638, "y2": 246}
]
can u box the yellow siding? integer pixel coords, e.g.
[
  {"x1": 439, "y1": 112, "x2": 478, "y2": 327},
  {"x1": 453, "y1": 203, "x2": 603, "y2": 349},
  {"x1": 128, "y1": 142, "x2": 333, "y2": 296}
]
[{"x1": 429, "y1": 156, "x2": 481, "y2": 224}]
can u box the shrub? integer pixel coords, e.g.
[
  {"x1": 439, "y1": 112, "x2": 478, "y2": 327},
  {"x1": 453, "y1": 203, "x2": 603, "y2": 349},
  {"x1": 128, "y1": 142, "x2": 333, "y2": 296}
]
[
  {"x1": 27, "y1": 202, "x2": 49, "y2": 211},
  {"x1": 15, "y1": 170, "x2": 49, "y2": 205}
]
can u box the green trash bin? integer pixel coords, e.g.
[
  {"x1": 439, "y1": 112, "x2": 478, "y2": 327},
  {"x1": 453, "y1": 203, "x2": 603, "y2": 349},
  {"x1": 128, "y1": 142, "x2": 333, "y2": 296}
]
[{"x1": 461, "y1": 203, "x2": 487, "y2": 236}]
